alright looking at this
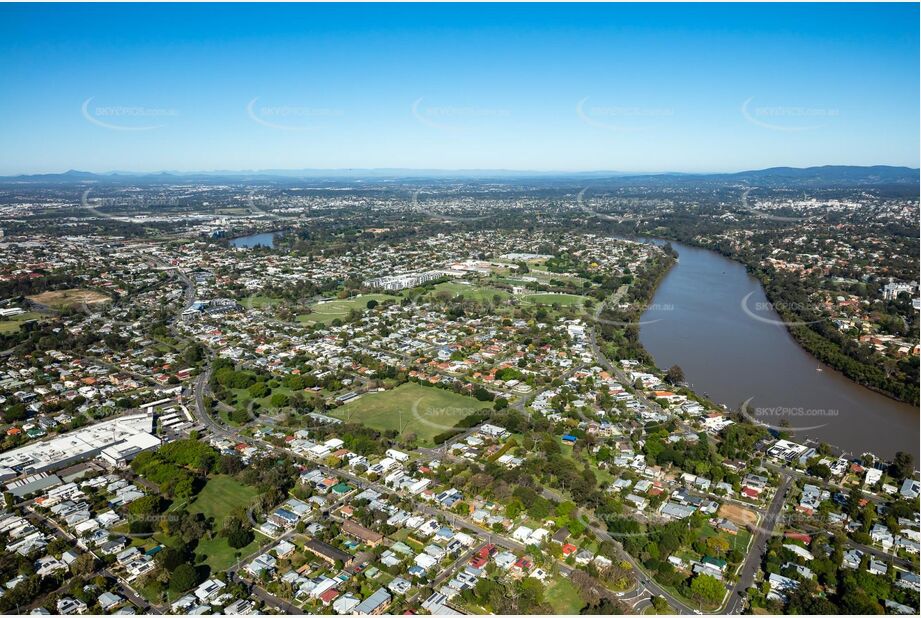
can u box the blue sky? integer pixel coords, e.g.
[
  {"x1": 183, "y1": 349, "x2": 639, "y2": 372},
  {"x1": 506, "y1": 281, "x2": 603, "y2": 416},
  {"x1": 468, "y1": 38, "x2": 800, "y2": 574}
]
[{"x1": 1, "y1": 2, "x2": 918, "y2": 174}]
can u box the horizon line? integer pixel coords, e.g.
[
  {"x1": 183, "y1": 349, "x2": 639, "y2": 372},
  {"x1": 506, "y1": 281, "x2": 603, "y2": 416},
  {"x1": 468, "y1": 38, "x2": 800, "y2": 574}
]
[{"x1": 4, "y1": 163, "x2": 920, "y2": 179}]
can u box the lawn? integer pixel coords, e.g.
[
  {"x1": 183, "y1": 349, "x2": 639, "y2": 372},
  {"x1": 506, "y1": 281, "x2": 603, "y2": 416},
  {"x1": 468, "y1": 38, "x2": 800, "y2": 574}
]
[
  {"x1": 183, "y1": 476, "x2": 264, "y2": 571},
  {"x1": 0, "y1": 311, "x2": 43, "y2": 333},
  {"x1": 429, "y1": 282, "x2": 510, "y2": 303},
  {"x1": 225, "y1": 384, "x2": 295, "y2": 419},
  {"x1": 733, "y1": 528, "x2": 753, "y2": 552},
  {"x1": 242, "y1": 294, "x2": 283, "y2": 309},
  {"x1": 520, "y1": 293, "x2": 587, "y2": 306},
  {"x1": 546, "y1": 576, "x2": 584, "y2": 614},
  {"x1": 187, "y1": 475, "x2": 260, "y2": 525},
  {"x1": 328, "y1": 382, "x2": 492, "y2": 446},
  {"x1": 297, "y1": 294, "x2": 395, "y2": 325},
  {"x1": 194, "y1": 533, "x2": 263, "y2": 573}
]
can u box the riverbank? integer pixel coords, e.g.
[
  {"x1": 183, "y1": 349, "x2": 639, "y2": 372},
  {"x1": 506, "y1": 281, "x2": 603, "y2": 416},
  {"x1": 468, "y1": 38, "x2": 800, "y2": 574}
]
[
  {"x1": 643, "y1": 232, "x2": 917, "y2": 406},
  {"x1": 636, "y1": 240, "x2": 918, "y2": 460}
]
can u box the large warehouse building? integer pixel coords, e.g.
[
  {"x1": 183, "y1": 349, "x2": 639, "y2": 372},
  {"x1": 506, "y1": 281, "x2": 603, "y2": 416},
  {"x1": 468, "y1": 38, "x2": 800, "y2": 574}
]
[{"x1": 0, "y1": 413, "x2": 159, "y2": 480}]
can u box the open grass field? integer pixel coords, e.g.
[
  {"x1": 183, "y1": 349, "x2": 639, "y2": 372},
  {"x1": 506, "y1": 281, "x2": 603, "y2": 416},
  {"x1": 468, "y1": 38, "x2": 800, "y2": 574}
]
[
  {"x1": 695, "y1": 521, "x2": 753, "y2": 553},
  {"x1": 242, "y1": 294, "x2": 283, "y2": 309},
  {"x1": 0, "y1": 311, "x2": 43, "y2": 333},
  {"x1": 297, "y1": 293, "x2": 394, "y2": 325},
  {"x1": 194, "y1": 533, "x2": 262, "y2": 573},
  {"x1": 429, "y1": 281, "x2": 510, "y2": 303},
  {"x1": 187, "y1": 475, "x2": 260, "y2": 524},
  {"x1": 528, "y1": 269, "x2": 590, "y2": 285},
  {"x1": 520, "y1": 292, "x2": 587, "y2": 306},
  {"x1": 328, "y1": 382, "x2": 492, "y2": 445},
  {"x1": 27, "y1": 288, "x2": 110, "y2": 309},
  {"x1": 546, "y1": 576, "x2": 584, "y2": 614},
  {"x1": 733, "y1": 528, "x2": 754, "y2": 552}
]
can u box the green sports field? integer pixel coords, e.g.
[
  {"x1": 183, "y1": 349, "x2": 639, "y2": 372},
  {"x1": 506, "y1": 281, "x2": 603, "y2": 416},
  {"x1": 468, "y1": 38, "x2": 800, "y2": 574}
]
[
  {"x1": 429, "y1": 282, "x2": 511, "y2": 303},
  {"x1": 242, "y1": 294, "x2": 283, "y2": 309},
  {"x1": 546, "y1": 577, "x2": 584, "y2": 614},
  {"x1": 521, "y1": 292, "x2": 587, "y2": 306},
  {"x1": 0, "y1": 311, "x2": 43, "y2": 333},
  {"x1": 329, "y1": 382, "x2": 492, "y2": 445},
  {"x1": 297, "y1": 294, "x2": 394, "y2": 324},
  {"x1": 187, "y1": 475, "x2": 259, "y2": 524}
]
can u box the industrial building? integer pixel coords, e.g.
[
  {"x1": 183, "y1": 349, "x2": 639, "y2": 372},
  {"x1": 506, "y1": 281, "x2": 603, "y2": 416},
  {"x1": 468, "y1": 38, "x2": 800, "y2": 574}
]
[{"x1": 0, "y1": 413, "x2": 159, "y2": 481}]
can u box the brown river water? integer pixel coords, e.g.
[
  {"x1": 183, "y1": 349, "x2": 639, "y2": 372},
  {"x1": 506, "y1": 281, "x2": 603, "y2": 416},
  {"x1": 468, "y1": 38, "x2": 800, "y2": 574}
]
[{"x1": 639, "y1": 241, "x2": 918, "y2": 460}]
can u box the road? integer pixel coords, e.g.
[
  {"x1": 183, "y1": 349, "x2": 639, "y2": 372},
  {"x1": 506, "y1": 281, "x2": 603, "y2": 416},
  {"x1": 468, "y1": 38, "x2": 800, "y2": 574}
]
[{"x1": 724, "y1": 473, "x2": 793, "y2": 614}]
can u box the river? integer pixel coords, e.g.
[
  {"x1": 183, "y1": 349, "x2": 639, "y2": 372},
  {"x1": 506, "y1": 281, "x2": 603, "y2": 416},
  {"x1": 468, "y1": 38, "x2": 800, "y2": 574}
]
[{"x1": 639, "y1": 241, "x2": 918, "y2": 460}]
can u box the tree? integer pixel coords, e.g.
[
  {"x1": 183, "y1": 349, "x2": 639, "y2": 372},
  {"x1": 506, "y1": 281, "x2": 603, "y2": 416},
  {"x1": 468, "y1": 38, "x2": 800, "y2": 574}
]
[
  {"x1": 705, "y1": 535, "x2": 730, "y2": 556},
  {"x1": 505, "y1": 499, "x2": 524, "y2": 519},
  {"x1": 473, "y1": 386, "x2": 495, "y2": 402},
  {"x1": 222, "y1": 515, "x2": 255, "y2": 549},
  {"x1": 689, "y1": 574, "x2": 724, "y2": 606},
  {"x1": 890, "y1": 451, "x2": 914, "y2": 480},
  {"x1": 248, "y1": 381, "x2": 269, "y2": 398},
  {"x1": 227, "y1": 527, "x2": 254, "y2": 548},
  {"x1": 580, "y1": 598, "x2": 625, "y2": 614},
  {"x1": 366, "y1": 299, "x2": 378, "y2": 310},
  {"x1": 127, "y1": 494, "x2": 165, "y2": 517},
  {"x1": 70, "y1": 553, "x2": 97, "y2": 577},
  {"x1": 169, "y1": 563, "x2": 199, "y2": 592},
  {"x1": 156, "y1": 547, "x2": 188, "y2": 571},
  {"x1": 807, "y1": 462, "x2": 831, "y2": 480},
  {"x1": 665, "y1": 365, "x2": 685, "y2": 385},
  {"x1": 2, "y1": 403, "x2": 27, "y2": 423},
  {"x1": 229, "y1": 408, "x2": 250, "y2": 424}
]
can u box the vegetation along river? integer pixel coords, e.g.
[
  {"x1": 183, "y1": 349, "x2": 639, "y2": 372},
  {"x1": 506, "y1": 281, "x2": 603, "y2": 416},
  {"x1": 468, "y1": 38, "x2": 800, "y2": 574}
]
[{"x1": 639, "y1": 241, "x2": 918, "y2": 460}]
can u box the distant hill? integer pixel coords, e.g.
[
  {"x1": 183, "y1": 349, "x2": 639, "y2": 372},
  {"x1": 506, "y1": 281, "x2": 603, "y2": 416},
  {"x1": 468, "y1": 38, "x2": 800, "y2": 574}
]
[
  {"x1": 0, "y1": 165, "x2": 917, "y2": 187},
  {"x1": 723, "y1": 165, "x2": 919, "y2": 185}
]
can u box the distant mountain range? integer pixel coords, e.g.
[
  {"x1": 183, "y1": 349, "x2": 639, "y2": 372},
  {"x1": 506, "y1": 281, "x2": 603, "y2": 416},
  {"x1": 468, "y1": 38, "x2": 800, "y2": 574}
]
[{"x1": 0, "y1": 165, "x2": 917, "y2": 187}]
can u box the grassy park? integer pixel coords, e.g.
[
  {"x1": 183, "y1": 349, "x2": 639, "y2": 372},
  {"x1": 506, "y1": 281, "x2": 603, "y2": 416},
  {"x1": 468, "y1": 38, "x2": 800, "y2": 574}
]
[
  {"x1": 329, "y1": 382, "x2": 492, "y2": 445},
  {"x1": 0, "y1": 311, "x2": 43, "y2": 333},
  {"x1": 187, "y1": 475, "x2": 260, "y2": 524},
  {"x1": 297, "y1": 294, "x2": 394, "y2": 325},
  {"x1": 429, "y1": 281, "x2": 511, "y2": 303},
  {"x1": 545, "y1": 577, "x2": 585, "y2": 614},
  {"x1": 186, "y1": 476, "x2": 263, "y2": 571},
  {"x1": 521, "y1": 292, "x2": 587, "y2": 306}
]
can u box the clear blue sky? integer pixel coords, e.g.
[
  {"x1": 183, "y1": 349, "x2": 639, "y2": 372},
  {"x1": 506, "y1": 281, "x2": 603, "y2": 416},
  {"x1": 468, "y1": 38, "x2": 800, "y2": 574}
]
[{"x1": 1, "y1": 2, "x2": 918, "y2": 174}]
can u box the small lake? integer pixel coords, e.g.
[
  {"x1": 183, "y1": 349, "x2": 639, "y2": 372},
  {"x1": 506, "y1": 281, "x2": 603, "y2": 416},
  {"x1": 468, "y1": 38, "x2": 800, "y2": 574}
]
[
  {"x1": 639, "y1": 241, "x2": 918, "y2": 460},
  {"x1": 230, "y1": 232, "x2": 276, "y2": 248}
]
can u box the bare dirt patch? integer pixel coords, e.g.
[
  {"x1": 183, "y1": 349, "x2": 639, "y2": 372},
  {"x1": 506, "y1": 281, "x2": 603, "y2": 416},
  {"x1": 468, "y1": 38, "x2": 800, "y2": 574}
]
[
  {"x1": 28, "y1": 288, "x2": 111, "y2": 309},
  {"x1": 718, "y1": 503, "x2": 758, "y2": 527}
]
